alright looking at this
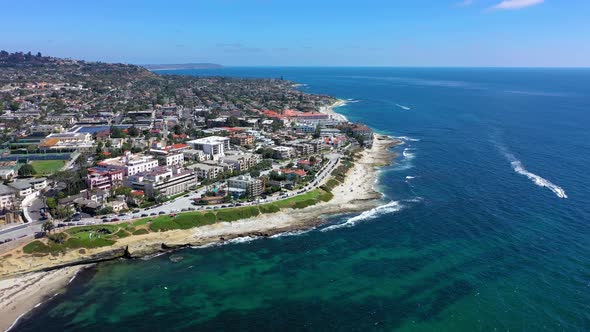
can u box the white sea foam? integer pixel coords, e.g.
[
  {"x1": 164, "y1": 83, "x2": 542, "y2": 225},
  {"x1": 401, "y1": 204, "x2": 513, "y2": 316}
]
[
  {"x1": 402, "y1": 148, "x2": 416, "y2": 161},
  {"x1": 395, "y1": 104, "x2": 411, "y2": 110},
  {"x1": 405, "y1": 176, "x2": 416, "y2": 180},
  {"x1": 269, "y1": 228, "x2": 315, "y2": 239},
  {"x1": 191, "y1": 235, "x2": 261, "y2": 249},
  {"x1": 395, "y1": 136, "x2": 421, "y2": 142},
  {"x1": 500, "y1": 147, "x2": 567, "y2": 199},
  {"x1": 320, "y1": 200, "x2": 403, "y2": 232}
]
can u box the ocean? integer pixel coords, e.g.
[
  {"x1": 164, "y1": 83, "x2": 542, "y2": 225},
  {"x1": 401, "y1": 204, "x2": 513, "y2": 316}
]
[{"x1": 16, "y1": 68, "x2": 590, "y2": 331}]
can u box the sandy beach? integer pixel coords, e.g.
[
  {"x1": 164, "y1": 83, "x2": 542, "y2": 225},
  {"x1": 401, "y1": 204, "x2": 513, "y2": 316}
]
[
  {"x1": 0, "y1": 133, "x2": 397, "y2": 331},
  {"x1": 320, "y1": 99, "x2": 349, "y2": 122},
  {"x1": 0, "y1": 265, "x2": 85, "y2": 331}
]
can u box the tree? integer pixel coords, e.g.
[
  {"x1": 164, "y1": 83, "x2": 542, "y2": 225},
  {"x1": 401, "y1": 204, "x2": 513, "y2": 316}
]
[
  {"x1": 110, "y1": 126, "x2": 125, "y2": 138},
  {"x1": 42, "y1": 221, "x2": 54, "y2": 234},
  {"x1": 313, "y1": 125, "x2": 321, "y2": 139},
  {"x1": 127, "y1": 126, "x2": 139, "y2": 137},
  {"x1": 8, "y1": 101, "x2": 20, "y2": 112},
  {"x1": 172, "y1": 124, "x2": 182, "y2": 135},
  {"x1": 114, "y1": 187, "x2": 132, "y2": 196},
  {"x1": 18, "y1": 164, "x2": 36, "y2": 177}
]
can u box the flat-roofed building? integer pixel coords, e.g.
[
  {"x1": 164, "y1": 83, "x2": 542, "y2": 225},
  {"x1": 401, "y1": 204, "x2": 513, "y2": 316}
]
[
  {"x1": 86, "y1": 167, "x2": 125, "y2": 190},
  {"x1": 126, "y1": 167, "x2": 198, "y2": 198},
  {"x1": 271, "y1": 146, "x2": 295, "y2": 159},
  {"x1": 39, "y1": 132, "x2": 94, "y2": 150},
  {"x1": 227, "y1": 174, "x2": 263, "y2": 197},
  {"x1": 223, "y1": 153, "x2": 262, "y2": 171},
  {"x1": 97, "y1": 152, "x2": 159, "y2": 176},
  {"x1": 0, "y1": 184, "x2": 16, "y2": 210},
  {"x1": 189, "y1": 163, "x2": 224, "y2": 180},
  {"x1": 186, "y1": 136, "x2": 230, "y2": 160}
]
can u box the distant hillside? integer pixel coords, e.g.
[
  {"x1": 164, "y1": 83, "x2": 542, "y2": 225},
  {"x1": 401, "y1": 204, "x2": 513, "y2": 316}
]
[{"x1": 143, "y1": 63, "x2": 224, "y2": 70}]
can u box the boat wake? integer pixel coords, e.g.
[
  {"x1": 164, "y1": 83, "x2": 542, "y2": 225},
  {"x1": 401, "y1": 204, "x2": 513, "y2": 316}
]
[
  {"x1": 395, "y1": 104, "x2": 411, "y2": 110},
  {"x1": 499, "y1": 146, "x2": 567, "y2": 199},
  {"x1": 320, "y1": 200, "x2": 404, "y2": 232}
]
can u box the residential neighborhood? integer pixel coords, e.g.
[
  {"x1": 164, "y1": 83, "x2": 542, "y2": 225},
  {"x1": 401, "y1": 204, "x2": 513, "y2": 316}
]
[{"x1": 0, "y1": 51, "x2": 372, "y2": 245}]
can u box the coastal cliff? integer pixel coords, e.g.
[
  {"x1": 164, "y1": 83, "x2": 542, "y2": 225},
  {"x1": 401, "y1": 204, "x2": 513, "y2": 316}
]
[
  {"x1": 0, "y1": 134, "x2": 396, "y2": 332},
  {"x1": 0, "y1": 134, "x2": 396, "y2": 278}
]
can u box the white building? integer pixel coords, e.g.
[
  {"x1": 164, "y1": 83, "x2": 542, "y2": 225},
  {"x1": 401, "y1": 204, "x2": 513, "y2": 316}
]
[
  {"x1": 165, "y1": 153, "x2": 185, "y2": 167},
  {"x1": 0, "y1": 185, "x2": 15, "y2": 210},
  {"x1": 39, "y1": 132, "x2": 94, "y2": 150},
  {"x1": 126, "y1": 167, "x2": 198, "y2": 197},
  {"x1": 271, "y1": 146, "x2": 295, "y2": 159},
  {"x1": 187, "y1": 136, "x2": 231, "y2": 160},
  {"x1": 189, "y1": 163, "x2": 224, "y2": 180},
  {"x1": 227, "y1": 174, "x2": 263, "y2": 197},
  {"x1": 97, "y1": 152, "x2": 159, "y2": 176}
]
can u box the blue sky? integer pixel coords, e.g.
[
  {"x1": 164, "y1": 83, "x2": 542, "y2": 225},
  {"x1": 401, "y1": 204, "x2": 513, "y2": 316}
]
[{"x1": 2, "y1": 0, "x2": 589, "y2": 66}]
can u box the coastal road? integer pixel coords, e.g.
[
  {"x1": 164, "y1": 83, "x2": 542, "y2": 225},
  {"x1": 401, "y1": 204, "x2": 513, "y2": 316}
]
[{"x1": 0, "y1": 152, "x2": 342, "y2": 250}]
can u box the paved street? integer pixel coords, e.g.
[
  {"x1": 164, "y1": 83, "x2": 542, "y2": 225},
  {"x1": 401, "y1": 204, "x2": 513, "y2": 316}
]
[{"x1": 0, "y1": 153, "x2": 342, "y2": 250}]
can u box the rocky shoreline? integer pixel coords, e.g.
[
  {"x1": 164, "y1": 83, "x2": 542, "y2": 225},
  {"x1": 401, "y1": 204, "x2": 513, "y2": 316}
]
[{"x1": 0, "y1": 133, "x2": 397, "y2": 331}]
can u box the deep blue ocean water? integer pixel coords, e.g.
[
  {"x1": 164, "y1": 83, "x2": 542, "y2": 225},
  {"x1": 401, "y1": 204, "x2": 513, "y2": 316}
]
[{"x1": 16, "y1": 68, "x2": 590, "y2": 331}]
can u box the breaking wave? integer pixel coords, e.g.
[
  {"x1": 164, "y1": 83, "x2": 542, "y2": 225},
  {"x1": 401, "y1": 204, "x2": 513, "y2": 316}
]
[
  {"x1": 394, "y1": 136, "x2": 420, "y2": 142},
  {"x1": 402, "y1": 148, "x2": 416, "y2": 161},
  {"x1": 191, "y1": 235, "x2": 261, "y2": 249},
  {"x1": 395, "y1": 104, "x2": 411, "y2": 110},
  {"x1": 320, "y1": 200, "x2": 403, "y2": 232},
  {"x1": 499, "y1": 147, "x2": 567, "y2": 199},
  {"x1": 269, "y1": 228, "x2": 315, "y2": 239}
]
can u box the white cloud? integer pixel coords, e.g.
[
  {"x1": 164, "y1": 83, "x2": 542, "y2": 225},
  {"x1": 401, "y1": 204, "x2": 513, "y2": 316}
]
[{"x1": 492, "y1": 0, "x2": 544, "y2": 10}]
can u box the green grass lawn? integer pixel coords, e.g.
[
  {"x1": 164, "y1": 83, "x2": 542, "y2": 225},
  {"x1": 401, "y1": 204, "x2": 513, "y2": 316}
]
[
  {"x1": 29, "y1": 160, "x2": 66, "y2": 175},
  {"x1": 23, "y1": 188, "x2": 335, "y2": 254}
]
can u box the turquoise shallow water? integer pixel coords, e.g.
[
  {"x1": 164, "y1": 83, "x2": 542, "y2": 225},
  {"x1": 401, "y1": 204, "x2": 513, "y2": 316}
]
[{"x1": 16, "y1": 68, "x2": 590, "y2": 331}]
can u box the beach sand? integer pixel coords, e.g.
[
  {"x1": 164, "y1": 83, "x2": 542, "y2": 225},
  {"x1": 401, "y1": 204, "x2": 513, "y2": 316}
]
[
  {"x1": 0, "y1": 265, "x2": 85, "y2": 331},
  {"x1": 0, "y1": 134, "x2": 397, "y2": 331},
  {"x1": 320, "y1": 99, "x2": 348, "y2": 122}
]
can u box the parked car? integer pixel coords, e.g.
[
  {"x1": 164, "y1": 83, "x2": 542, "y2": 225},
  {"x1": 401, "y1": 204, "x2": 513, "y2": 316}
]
[
  {"x1": 34, "y1": 232, "x2": 46, "y2": 239},
  {"x1": 150, "y1": 212, "x2": 157, "y2": 216},
  {"x1": 187, "y1": 207, "x2": 195, "y2": 211},
  {"x1": 101, "y1": 216, "x2": 108, "y2": 219},
  {"x1": 141, "y1": 214, "x2": 148, "y2": 217},
  {"x1": 111, "y1": 218, "x2": 120, "y2": 222},
  {"x1": 132, "y1": 210, "x2": 140, "y2": 213},
  {"x1": 158, "y1": 211, "x2": 165, "y2": 215}
]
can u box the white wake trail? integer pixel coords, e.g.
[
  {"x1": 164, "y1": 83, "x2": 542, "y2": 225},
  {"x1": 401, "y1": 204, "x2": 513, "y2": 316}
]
[{"x1": 500, "y1": 148, "x2": 567, "y2": 199}]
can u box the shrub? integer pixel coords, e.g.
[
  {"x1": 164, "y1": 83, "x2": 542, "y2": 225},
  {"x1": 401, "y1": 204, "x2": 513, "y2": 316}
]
[
  {"x1": 132, "y1": 229, "x2": 149, "y2": 235},
  {"x1": 23, "y1": 241, "x2": 50, "y2": 254},
  {"x1": 319, "y1": 191, "x2": 334, "y2": 202},
  {"x1": 259, "y1": 204, "x2": 280, "y2": 214},
  {"x1": 293, "y1": 199, "x2": 317, "y2": 209},
  {"x1": 48, "y1": 232, "x2": 67, "y2": 244},
  {"x1": 113, "y1": 229, "x2": 131, "y2": 238}
]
